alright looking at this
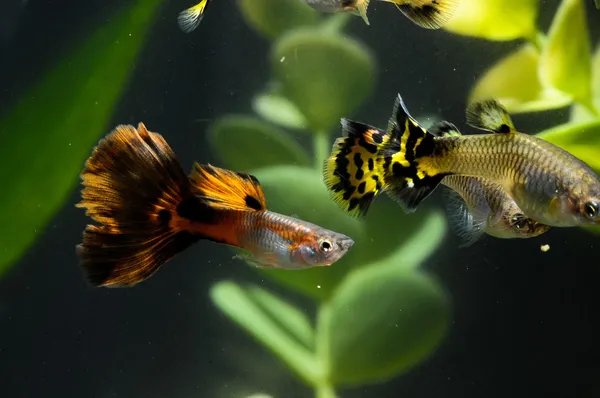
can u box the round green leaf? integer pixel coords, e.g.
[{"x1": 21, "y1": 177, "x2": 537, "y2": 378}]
[
  {"x1": 0, "y1": 0, "x2": 162, "y2": 279},
  {"x1": 209, "y1": 115, "x2": 310, "y2": 172},
  {"x1": 252, "y1": 92, "x2": 309, "y2": 130},
  {"x1": 539, "y1": 0, "x2": 593, "y2": 104},
  {"x1": 249, "y1": 165, "x2": 364, "y2": 301},
  {"x1": 324, "y1": 266, "x2": 451, "y2": 386},
  {"x1": 469, "y1": 44, "x2": 572, "y2": 114},
  {"x1": 443, "y1": 0, "x2": 538, "y2": 41},
  {"x1": 237, "y1": 0, "x2": 320, "y2": 39},
  {"x1": 353, "y1": 197, "x2": 447, "y2": 268},
  {"x1": 536, "y1": 119, "x2": 600, "y2": 174},
  {"x1": 272, "y1": 29, "x2": 375, "y2": 132}
]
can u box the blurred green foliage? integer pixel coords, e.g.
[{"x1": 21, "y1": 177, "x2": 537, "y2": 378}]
[
  {"x1": 210, "y1": 1, "x2": 451, "y2": 397},
  {"x1": 0, "y1": 0, "x2": 163, "y2": 278},
  {"x1": 448, "y1": 0, "x2": 598, "y2": 118}
]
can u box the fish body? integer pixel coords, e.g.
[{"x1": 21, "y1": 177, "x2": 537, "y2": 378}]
[
  {"x1": 304, "y1": 0, "x2": 460, "y2": 28},
  {"x1": 441, "y1": 175, "x2": 551, "y2": 246},
  {"x1": 323, "y1": 94, "x2": 600, "y2": 228},
  {"x1": 77, "y1": 123, "x2": 353, "y2": 287}
]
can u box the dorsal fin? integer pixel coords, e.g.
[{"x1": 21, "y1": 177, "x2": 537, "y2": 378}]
[
  {"x1": 429, "y1": 120, "x2": 461, "y2": 137},
  {"x1": 189, "y1": 163, "x2": 267, "y2": 212},
  {"x1": 466, "y1": 99, "x2": 516, "y2": 134},
  {"x1": 387, "y1": 93, "x2": 426, "y2": 139}
]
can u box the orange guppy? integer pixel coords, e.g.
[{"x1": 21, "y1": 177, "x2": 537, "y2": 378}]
[{"x1": 76, "y1": 123, "x2": 354, "y2": 288}]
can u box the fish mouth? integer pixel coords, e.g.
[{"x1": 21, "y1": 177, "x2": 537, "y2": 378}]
[{"x1": 340, "y1": 236, "x2": 355, "y2": 251}]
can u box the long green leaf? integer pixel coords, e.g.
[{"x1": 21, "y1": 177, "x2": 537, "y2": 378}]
[
  {"x1": 210, "y1": 281, "x2": 321, "y2": 385},
  {"x1": 469, "y1": 44, "x2": 572, "y2": 114},
  {"x1": 539, "y1": 0, "x2": 592, "y2": 104},
  {"x1": 0, "y1": 0, "x2": 163, "y2": 278},
  {"x1": 247, "y1": 285, "x2": 315, "y2": 349}
]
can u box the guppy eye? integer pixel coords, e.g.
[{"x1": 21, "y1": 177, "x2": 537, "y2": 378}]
[
  {"x1": 319, "y1": 239, "x2": 333, "y2": 253},
  {"x1": 584, "y1": 201, "x2": 599, "y2": 219}
]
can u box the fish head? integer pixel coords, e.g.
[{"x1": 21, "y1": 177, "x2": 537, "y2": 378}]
[
  {"x1": 557, "y1": 177, "x2": 600, "y2": 225},
  {"x1": 293, "y1": 231, "x2": 355, "y2": 267}
]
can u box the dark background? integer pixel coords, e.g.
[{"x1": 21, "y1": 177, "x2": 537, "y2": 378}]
[{"x1": 1, "y1": 0, "x2": 599, "y2": 397}]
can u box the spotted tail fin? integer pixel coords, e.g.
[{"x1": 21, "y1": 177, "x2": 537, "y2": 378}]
[
  {"x1": 323, "y1": 119, "x2": 390, "y2": 218},
  {"x1": 380, "y1": 0, "x2": 461, "y2": 29},
  {"x1": 380, "y1": 93, "x2": 447, "y2": 212}
]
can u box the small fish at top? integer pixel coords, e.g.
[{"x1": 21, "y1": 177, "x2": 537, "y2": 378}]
[
  {"x1": 323, "y1": 119, "x2": 550, "y2": 245},
  {"x1": 324, "y1": 93, "x2": 600, "y2": 228},
  {"x1": 76, "y1": 123, "x2": 354, "y2": 288},
  {"x1": 304, "y1": 0, "x2": 460, "y2": 28},
  {"x1": 178, "y1": 0, "x2": 211, "y2": 33}
]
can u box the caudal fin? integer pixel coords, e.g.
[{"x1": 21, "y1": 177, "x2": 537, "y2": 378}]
[
  {"x1": 355, "y1": 0, "x2": 371, "y2": 25},
  {"x1": 177, "y1": 0, "x2": 210, "y2": 33},
  {"x1": 76, "y1": 123, "x2": 201, "y2": 287},
  {"x1": 323, "y1": 119, "x2": 390, "y2": 218},
  {"x1": 383, "y1": 0, "x2": 460, "y2": 29},
  {"x1": 380, "y1": 94, "x2": 446, "y2": 212}
]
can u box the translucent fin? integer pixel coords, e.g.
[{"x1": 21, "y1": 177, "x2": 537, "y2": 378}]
[
  {"x1": 323, "y1": 119, "x2": 389, "y2": 218},
  {"x1": 443, "y1": 186, "x2": 489, "y2": 247},
  {"x1": 177, "y1": 0, "x2": 210, "y2": 33},
  {"x1": 382, "y1": 0, "x2": 461, "y2": 29},
  {"x1": 381, "y1": 93, "x2": 445, "y2": 212},
  {"x1": 429, "y1": 120, "x2": 461, "y2": 137},
  {"x1": 189, "y1": 163, "x2": 267, "y2": 212},
  {"x1": 355, "y1": 0, "x2": 371, "y2": 25},
  {"x1": 466, "y1": 99, "x2": 516, "y2": 134}
]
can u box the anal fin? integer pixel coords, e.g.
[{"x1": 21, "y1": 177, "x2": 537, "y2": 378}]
[{"x1": 443, "y1": 185, "x2": 490, "y2": 247}]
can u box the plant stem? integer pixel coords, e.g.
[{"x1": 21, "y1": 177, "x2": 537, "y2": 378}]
[
  {"x1": 315, "y1": 382, "x2": 337, "y2": 398},
  {"x1": 313, "y1": 303, "x2": 336, "y2": 397},
  {"x1": 321, "y1": 13, "x2": 352, "y2": 34},
  {"x1": 526, "y1": 30, "x2": 546, "y2": 52},
  {"x1": 576, "y1": 98, "x2": 600, "y2": 117},
  {"x1": 314, "y1": 130, "x2": 330, "y2": 170}
]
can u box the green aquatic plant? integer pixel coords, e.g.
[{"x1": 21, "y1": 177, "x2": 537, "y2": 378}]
[
  {"x1": 444, "y1": 0, "x2": 600, "y2": 234},
  {"x1": 207, "y1": 1, "x2": 451, "y2": 397},
  {"x1": 0, "y1": 0, "x2": 164, "y2": 278}
]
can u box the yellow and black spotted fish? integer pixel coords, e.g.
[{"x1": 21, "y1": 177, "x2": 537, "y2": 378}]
[
  {"x1": 304, "y1": 0, "x2": 460, "y2": 28},
  {"x1": 324, "y1": 93, "x2": 600, "y2": 228},
  {"x1": 324, "y1": 119, "x2": 551, "y2": 244}
]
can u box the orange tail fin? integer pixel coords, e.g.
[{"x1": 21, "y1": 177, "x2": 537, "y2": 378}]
[{"x1": 76, "y1": 123, "x2": 206, "y2": 287}]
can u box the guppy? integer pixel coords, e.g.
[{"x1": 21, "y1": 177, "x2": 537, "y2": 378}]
[
  {"x1": 324, "y1": 94, "x2": 600, "y2": 228},
  {"x1": 76, "y1": 123, "x2": 353, "y2": 287},
  {"x1": 323, "y1": 119, "x2": 550, "y2": 244},
  {"x1": 304, "y1": 0, "x2": 460, "y2": 29},
  {"x1": 442, "y1": 175, "x2": 551, "y2": 246}
]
